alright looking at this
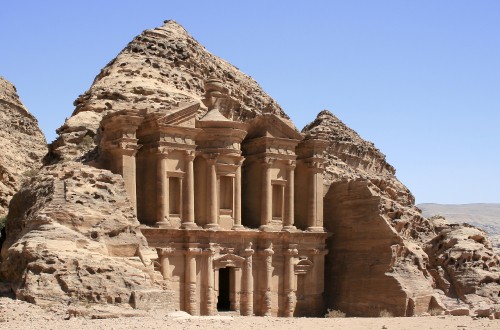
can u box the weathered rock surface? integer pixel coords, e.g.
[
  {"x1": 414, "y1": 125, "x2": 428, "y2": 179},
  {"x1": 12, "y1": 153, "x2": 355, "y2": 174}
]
[
  {"x1": 419, "y1": 203, "x2": 500, "y2": 254},
  {"x1": 0, "y1": 162, "x2": 169, "y2": 309},
  {"x1": 0, "y1": 76, "x2": 47, "y2": 218},
  {"x1": 47, "y1": 20, "x2": 288, "y2": 163},
  {"x1": 426, "y1": 217, "x2": 500, "y2": 316}
]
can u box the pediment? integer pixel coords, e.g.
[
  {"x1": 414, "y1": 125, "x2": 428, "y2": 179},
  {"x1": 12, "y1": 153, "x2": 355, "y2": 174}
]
[
  {"x1": 214, "y1": 253, "x2": 245, "y2": 269},
  {"x1": 245, "y1": 114, "x2": 302, "y2": 141},
  {"x1": 294, "y1": 258, "x2": 313, "y2": 275}
]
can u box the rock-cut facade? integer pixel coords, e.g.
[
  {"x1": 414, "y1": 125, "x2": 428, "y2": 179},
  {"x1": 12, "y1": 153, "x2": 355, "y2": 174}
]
[{"x1": 97, "y1": 77, "x2": 329, "y2": 316}]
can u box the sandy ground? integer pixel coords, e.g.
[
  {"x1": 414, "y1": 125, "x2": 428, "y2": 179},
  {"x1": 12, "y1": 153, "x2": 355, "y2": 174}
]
[{"x1": 1, "y1": 298, "x2": 499, "y2": 330}]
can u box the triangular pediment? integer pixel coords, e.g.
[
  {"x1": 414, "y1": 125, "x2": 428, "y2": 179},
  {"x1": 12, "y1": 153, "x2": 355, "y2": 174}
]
[
  {"x1": 245, "y1": 114, "x2": 302, "y2": 140},
  {"x1": 213, "y1": 253, "x2": 245, "y2": 269}
]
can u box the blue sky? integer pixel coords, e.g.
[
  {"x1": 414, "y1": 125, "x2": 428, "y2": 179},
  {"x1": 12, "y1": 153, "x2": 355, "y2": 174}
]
[{"x1": 1, "y1": 1, "x2": 499, "y2": 204}]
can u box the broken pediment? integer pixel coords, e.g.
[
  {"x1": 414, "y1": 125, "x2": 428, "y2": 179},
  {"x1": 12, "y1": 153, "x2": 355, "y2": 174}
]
[
  {"x1": 245, "y1": 114, "x2": 302, "y2": 141},
  {"x1": 156, "y1": 102, "x2": 200, "y2": 127}
]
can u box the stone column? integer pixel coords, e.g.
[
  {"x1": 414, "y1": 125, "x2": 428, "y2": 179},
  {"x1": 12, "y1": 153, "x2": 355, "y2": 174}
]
[
  {"x1": 260, "y1": 158, "x2": 273, "y2": 231},
  {"x1": 156, "y1": 150, "x2": 169, "y2": 227},
  {"x1": 182, "y1": 151, "x2": 197, "y2": 229},
  {"x1": 205, "y1": 249, "x2": 216, "y2": 316},
  {"x1": 232, "y1": 160, "x2": 244, "y2": 230},
  {"x1": 262, "y1": 242, "x2": 274, "y2": 316},
  {"x1": 283, "y1": 244, "x2": 298, "y2": 317},
  {"x1": 283, "y1": 161, "x2": 296, "y2": 231},
  {"x1": 185, "y1": 246, "x2": 201, "y2": 315},
  {"x1": 306, "y1": 162, "x2": 324, "y2": 232},
  {"x1": 241, "y1": 242, "x2": 254, "y2": 316},
  {"x1": 206, "y1": 154, "x2": 219, "y2": 229}
]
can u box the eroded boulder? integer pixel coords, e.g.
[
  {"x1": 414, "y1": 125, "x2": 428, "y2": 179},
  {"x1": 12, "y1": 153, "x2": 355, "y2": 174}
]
[
  {"x1": 0, "y1": 162, "x2": 169, "y2": 310},
  {"x1": 426, "y1": 217, "x2": 500, "y2": 313}
]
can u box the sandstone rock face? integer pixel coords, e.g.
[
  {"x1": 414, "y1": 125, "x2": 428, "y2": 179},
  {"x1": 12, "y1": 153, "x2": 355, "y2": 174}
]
[
  {"x1": 47, "y1": 20, "x2": 288, "y2": 163},
  {"x1": 426, "y1": 217, "x2": 500, "y2": 315},
  {"x1": 0, "y1": 162, "x2": 169, "y2": 310},
  {"x1": 0, "y1": 76, "x2": 47, "y2": 218},
  {"x1": 323, "y1": 179, "x2": 440, "y2": 316}
]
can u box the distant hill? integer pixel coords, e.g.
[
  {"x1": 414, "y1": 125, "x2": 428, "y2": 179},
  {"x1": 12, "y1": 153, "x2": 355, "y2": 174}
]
[{"x1": 418, "y1": 203, "x2": 500, "y2": 253}]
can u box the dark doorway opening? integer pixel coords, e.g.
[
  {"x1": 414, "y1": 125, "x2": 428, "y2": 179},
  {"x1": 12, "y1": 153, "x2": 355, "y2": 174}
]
[{"x1": 217, "y1": 267, "x2": 231, "y2": 311}]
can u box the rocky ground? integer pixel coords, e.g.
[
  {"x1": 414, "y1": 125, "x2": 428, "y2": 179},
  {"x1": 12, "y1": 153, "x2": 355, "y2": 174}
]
[{"x1": 0, "y1": 297, "x2": 498, "y2": 330}]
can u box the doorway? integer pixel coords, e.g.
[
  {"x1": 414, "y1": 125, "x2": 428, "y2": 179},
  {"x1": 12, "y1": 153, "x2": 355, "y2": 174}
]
[{"x1": 217, "y1": 267, "x2": 231, "y2": 311}]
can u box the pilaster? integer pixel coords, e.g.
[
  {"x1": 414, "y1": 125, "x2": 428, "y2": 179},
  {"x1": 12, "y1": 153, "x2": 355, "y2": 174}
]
[
  {"x1": 185, "y1": 245, "x2": 202, "y2": 315},
  {"x1": 205, "y1": 153, "x2": 219, "y2": 229},
  {"x1": 241, "y1": 242, "x2": 255, "y2": 316},
  {"x1": 283, "y1": 244, "x2": 299, "y2": 317}
]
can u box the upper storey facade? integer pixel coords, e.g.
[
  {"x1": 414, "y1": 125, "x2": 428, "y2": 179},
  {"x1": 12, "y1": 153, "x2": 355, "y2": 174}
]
[{"x1": 98, "y1": 78, "x2": 328, "y2": 233}]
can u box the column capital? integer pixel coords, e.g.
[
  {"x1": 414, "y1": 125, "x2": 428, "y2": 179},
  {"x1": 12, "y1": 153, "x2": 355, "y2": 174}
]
[
  {"x1": 261, "y1": 242, "x2": 274, "y2": 256},
  {"x1": 241, "y1": 242, "x2": 255, "y2": 257},
  {"x1": 283, "y1": 244, "x2": 299, "y2": 256},
  {"x1": 158, "y1": 247, "x2": 176, "y2": 256},
  {"x1": 306, "y1": 159, "x2": 325, "y2": 173},
  {"x1": 156, "y1": 146, "x2": 171, "y2": 157},
  {"x1": 203, "y1": 152, "x2": 219, "y2": 164},
  {"x1": 186, "y1": 247, "x2": 203, "y2": 255},
  {"x1": 202, "y1": 248, "x2": 216, "y2": 256},
  {"x1": 286, "y1": 160, "x2": 296, "y2": 169},
  {"x1": 236, "y1": 156, "x2": 245, "y2": 166},
  {"x1": 184, "y1": 149, "x2": 196, "y2": 161},
  {"x1": 103, "y1": 138, "x2": 141, "y2": 156},
  {"x1": 261, "y1": 157, "x2": 275, "y2": 168}
]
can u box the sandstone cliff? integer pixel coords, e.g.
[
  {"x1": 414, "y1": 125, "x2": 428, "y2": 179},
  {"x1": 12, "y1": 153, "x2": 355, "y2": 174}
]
[
  {"x1": 47, "y1": 20, "x2": 288, "y2": 163},
  {"x1": 0, "y1": 77, "x2": 47, "y2": 218},
  {"x1": 0, "y1": 162, "x2": 169, "y2": 310}
]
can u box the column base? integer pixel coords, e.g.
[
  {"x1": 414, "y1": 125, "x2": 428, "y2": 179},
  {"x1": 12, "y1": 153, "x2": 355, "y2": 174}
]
[
  {"x1": 232, "y1": 224, "x2": 246, "y2": 231},
  {"x1": 181, "y1": 222, "x2": 199, "y2": 230},
  {"x1": 306, "y1": 226, "x2": 325, "y2": 232},
  {"x1": 282, "y1": 225, "x2": 297, "y2": 232},
  {"x1": 204, "y1": 223, "x2": 220, "y2": 230},
  {"x1": 156, "y1": 221, "x2": 171, "y2": 228}
]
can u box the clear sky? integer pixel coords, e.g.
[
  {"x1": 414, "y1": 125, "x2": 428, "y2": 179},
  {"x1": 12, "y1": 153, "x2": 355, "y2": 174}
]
[{"x1": 1, "y1": 1, "x2": 499, "y2": 204}]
